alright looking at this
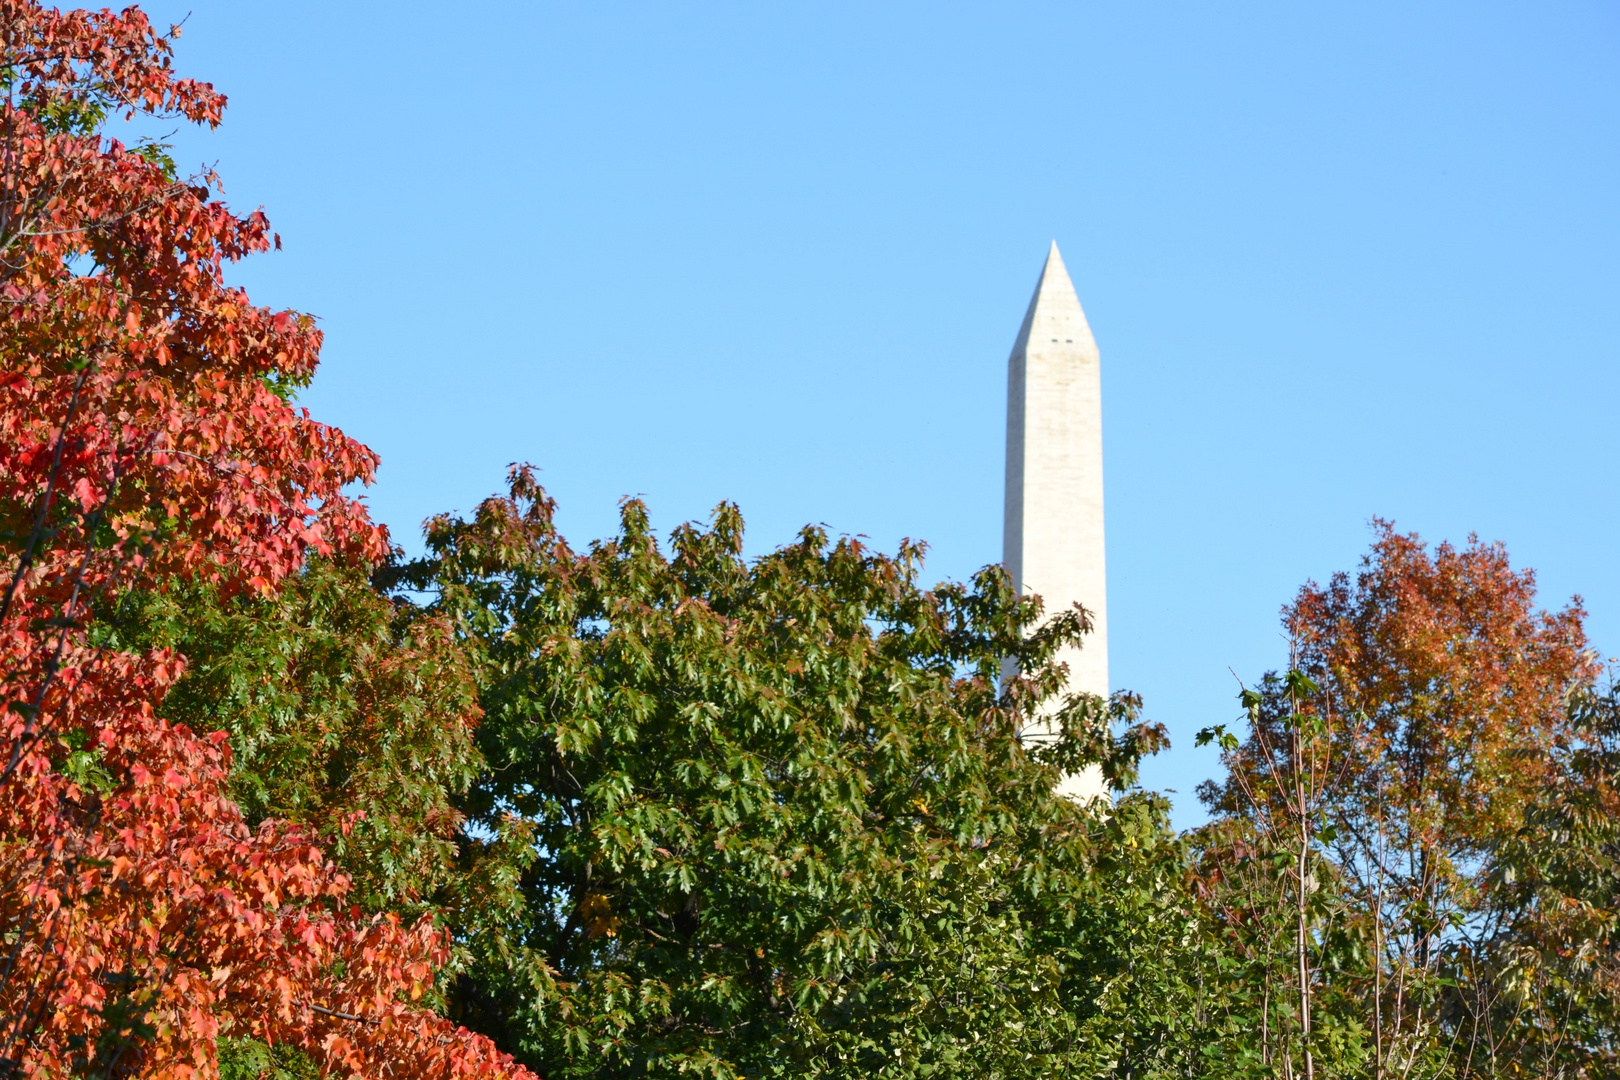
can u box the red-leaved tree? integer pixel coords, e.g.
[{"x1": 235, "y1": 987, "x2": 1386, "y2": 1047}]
[{"x1": 0, "y1": 4, "x2": 534, "y2": 1076}]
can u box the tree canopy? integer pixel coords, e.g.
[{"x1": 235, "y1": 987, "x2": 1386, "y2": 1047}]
[
  {"x1": 1196, "y1": 522, "x2": 1608, "y2": 1078},
  {"x1": 0, "y1": 4, "x2": 531, "y2": 1075},
  {"x1": 389, "y1": 467, "x2": 1195, "y2": 1080}
]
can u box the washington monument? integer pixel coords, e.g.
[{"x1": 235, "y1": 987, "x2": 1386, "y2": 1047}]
[{"x1": 1002, "y1": 241, "x2": 1109, "y2": 800}]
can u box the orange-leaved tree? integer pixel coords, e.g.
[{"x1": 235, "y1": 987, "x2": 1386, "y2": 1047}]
[
  {"x1": 0, "y1": 3, "x2": 532, "y2": 1077},
  {"x1": 1200, "y1": 520, "x2": 1598, "y2": 1074}
]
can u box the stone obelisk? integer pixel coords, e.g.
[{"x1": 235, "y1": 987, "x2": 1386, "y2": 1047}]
[{"x1": 1003, "y1": 241, "x2": 1108, "y2": 801}]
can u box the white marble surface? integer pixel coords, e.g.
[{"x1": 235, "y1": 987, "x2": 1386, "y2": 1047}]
[{"x1": 1003, "y1": 242, "x2": 1109, "y2": 801}]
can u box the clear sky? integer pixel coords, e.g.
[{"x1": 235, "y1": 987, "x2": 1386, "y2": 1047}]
[{"x1": 144, "y1": 1, "x2": 1620, "y2": 826}]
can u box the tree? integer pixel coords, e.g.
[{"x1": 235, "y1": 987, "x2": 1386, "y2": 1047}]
[
  {"x1": 1192, "y1": 671, "x2": 1375, "y2": 1080},
  {"x1": 391, "y1": 467, "x2": 1202, "y2": 1080},
  {"x1": 97, "y1": 558, "x2": 485, "y2": 916},
  {"x1": 1199, "y1": 521, "x2": 1600, "y2": 1077},
  {"x1": 0, "y1": 4, "x2": 532, "y2": 1075},
  {"x1": 1460, "y1": 677, "x2": 1620, "y2": 1077}
]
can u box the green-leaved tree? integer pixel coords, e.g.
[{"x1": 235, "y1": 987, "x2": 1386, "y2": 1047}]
[{"x1": 392, "y1": 467, "x2": 1205, "y2": 1080}]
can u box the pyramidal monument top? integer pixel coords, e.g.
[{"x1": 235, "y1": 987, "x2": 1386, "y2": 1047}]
[
  {"x1": 1008, "y1": 242, "x2": 1100, "y2": 367},
  {"x1": 1002, "y1": 241, "x2": 1108, "y2": 800}
]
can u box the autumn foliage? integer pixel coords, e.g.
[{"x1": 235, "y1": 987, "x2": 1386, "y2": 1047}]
[
  {"x1": 0, "y1": 3, "x2": 532, "y2": 1076},
  {"x1": 1285, "y1": 520, "x2": 1595, "y2": 875},
  {"x1": 1196, "y1": 522, "x2": 1605, "y2": 1077}
]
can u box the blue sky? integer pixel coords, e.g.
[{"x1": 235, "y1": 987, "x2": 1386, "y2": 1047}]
[{"x1": 145, "y1": 1, "x2": 1620, "y2": 825}]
